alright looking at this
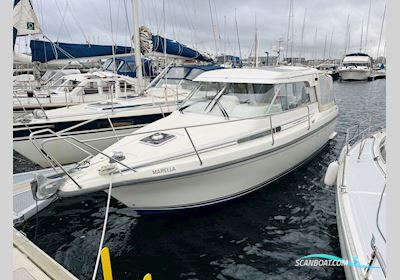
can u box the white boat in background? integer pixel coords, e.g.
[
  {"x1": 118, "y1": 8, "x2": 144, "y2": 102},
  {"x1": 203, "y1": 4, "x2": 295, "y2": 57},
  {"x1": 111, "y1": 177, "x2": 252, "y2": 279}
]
[
  {"x1": 31, "y1": 66, "x2": 338, "y2": 211},
  {"x1": 13, "y1": 71, "x2": 139, "y2": 110},
  {"x1": 325, "y1": 127, "x2": 386, "y2": 279},
  {"x1": 13, "y1": 64, "x2": 221, "y2": 168},
  {"x1": 339, "y1": 53, "x2": 373, "y2": 81},
  {"x1": 316, "y1": 63, "x2": 339, "y2": 81}
]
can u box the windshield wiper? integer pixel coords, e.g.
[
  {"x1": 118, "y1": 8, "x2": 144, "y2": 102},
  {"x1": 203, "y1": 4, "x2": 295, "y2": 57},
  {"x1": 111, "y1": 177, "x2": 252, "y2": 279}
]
[{"x1": 215, "y1": 100, "x2": 230, "y2": 120}]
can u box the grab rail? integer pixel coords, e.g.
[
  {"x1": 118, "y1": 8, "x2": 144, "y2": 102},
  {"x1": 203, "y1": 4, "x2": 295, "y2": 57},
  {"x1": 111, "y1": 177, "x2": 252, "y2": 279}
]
[{"x1": 29, "y1": 105, "x2": 314, "y2": 189}]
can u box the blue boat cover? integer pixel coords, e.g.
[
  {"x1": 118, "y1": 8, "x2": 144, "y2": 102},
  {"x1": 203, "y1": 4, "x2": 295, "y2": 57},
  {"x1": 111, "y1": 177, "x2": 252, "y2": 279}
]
[
  {"x1": 151, "y1": 35, "x2": 213, "y2": 62},
  {"x1": 30, "y1": 40, "x2": 132, "y2": 62}
]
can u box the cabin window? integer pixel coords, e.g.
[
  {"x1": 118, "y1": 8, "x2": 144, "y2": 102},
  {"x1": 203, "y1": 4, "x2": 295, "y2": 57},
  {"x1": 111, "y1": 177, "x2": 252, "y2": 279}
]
[
  {"x1": 185, "y1": 69, "x2": 205, "y2": 80},
  {"x1": 274, "y1": 82, "x2": 311, "y2": 111},
  {"x1": 309, "y1": 87, "x2": 317, "y2": 103},
  {"x1": 209, "y1": 83, "x2": 275, "y2": 118},
  {"x1": 118, "y1": 62, "x2": 134, "y2": 73},
  {"x1": 165, "y1": 67, "x2": 190, "y2": 79},
  {"x1": 182, "y1": 82, "x2": 224, "y2": 113},
  {"x1": 318, "y1": 74, "x2": 335, "y2": 105}
]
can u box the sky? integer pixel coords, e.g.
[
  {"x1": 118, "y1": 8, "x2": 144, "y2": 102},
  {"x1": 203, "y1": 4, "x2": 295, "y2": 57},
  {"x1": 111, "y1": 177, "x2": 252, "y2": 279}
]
[{"x1": 16, "y1": 0, "x2": 386, "y2": 60}]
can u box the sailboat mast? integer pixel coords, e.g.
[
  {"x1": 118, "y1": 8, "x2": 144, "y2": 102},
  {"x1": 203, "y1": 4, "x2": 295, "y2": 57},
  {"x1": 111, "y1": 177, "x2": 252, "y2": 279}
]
[
  {"x1": 328, "y1": 29, "x2": 334, "y2": 59},
  {"x1": 343, "y1": 14, "x2": 350, "y2": 56},
  {"x1": 299, "y1": 8, "x2": 306, "y2": 61},
  {"x1": 290, "y1": 1, "x2": 294, "y2": 64},
  {"x1": 254, "y1": 14, "x2": 259, "y2": 67},
  {"x1": 376, "y1": 4, "x2": 386, "y2": 59},
  {"x1": 359, "y1": 19, "x2": 364, "y2": 52},
  {"x1": 364, "y1": 0, "x2": 372, "y2": 52},
  {"x1": 234, "y1": 9, "x2": 242, "y2": 60},
  {"x1": 323, "y1": 33, "x2": 327, "y2": 61},
  {"x1": 285, "y1": 0, "x2": 292, "y2": 61},
  {"x1": 131, "y1": 0, "x2": 143, "y2": 92}
]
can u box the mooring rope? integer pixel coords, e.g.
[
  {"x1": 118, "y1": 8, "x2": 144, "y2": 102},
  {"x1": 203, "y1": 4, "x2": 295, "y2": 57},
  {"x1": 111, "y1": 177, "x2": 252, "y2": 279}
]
[{"x1": 91, "y1": 175, "x2": 114, "y2": 280}]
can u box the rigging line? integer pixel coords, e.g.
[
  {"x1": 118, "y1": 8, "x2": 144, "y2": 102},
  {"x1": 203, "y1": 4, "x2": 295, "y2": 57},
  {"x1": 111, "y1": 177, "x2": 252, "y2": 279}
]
[
  {"x1": 213, "y1": 0, "x2": 222, "y2": 49},
  {"x1": 208, "y1": 0, "x2": 218, "y2": 56},
  {"x1": 123, "y1": 0, "x2": 132, "y2": 47},
  {"x1": 115, "y1": 0, "x2": 122, "y2": 45},
  {"x1": 68, "y1": 3, "x2": 90, "y2": 44},
  {"x1": 180, "y1": 0, "x2": 194, "y2": 47},
  {"x1": 376, "y1": 3, "x2": 386, "y2": 60},
  {"x1": 108, "y1": 0, "x2": 115, "y2": 45},
  {"x1": 150, "y1": 0, "x2": 161, "y2": 35},
  {"x1": 55, "y1": 0, "x2": 69, "y2": 42}
]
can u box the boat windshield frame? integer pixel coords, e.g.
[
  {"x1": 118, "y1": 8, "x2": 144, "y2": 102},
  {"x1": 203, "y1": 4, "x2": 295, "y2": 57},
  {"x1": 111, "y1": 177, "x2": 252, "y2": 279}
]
[{"x1": 179, "y1": 80, "x2": 315, "y2": 118}]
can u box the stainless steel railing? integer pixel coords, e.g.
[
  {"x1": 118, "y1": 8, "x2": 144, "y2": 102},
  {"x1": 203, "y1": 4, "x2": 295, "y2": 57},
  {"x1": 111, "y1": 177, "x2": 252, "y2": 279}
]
[{"x1": 28, "y1": 105, "x2": 314, "y2": 190}]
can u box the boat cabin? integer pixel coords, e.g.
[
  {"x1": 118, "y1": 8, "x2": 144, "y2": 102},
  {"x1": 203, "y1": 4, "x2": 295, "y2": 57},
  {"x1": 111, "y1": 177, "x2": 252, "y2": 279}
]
[{"x1": 181, "y1": 66, "x2": 335, "y2": 118}]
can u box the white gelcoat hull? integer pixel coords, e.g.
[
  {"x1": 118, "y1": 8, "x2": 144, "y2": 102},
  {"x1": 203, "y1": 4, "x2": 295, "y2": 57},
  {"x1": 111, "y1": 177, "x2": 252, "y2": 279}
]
[
  {"x1": 109, "y1": 119, "x2": 336, "y2": 210},
  {"x1": 13, "y1": 126, "x2": 139, "y2": 168},
  {"x1": 335, "y1": 132, "x2": 386, "y2": 280},
  {"x1": 339, "y1": 70, "x2": 370, "y2": 81},
  {"x1": 13, "y1": 93, "x2": 114, "y2": 110}
]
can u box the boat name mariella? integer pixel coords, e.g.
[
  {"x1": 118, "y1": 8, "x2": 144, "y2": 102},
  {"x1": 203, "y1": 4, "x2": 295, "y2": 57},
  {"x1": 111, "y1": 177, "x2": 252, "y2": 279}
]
[{"x1": 152, "y1": 166, "x2": 177, "y2": 175}]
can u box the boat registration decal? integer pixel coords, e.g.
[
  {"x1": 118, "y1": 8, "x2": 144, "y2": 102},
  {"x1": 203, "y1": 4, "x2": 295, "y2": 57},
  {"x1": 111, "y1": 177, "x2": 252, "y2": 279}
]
[{"x1": 152, "y1": 166, "x2": 176, "y2": 175}]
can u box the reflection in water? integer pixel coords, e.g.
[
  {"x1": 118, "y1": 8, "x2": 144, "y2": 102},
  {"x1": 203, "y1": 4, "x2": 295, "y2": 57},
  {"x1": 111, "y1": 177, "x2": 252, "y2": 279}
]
[{"x1": 16, "y1": 79, "x2": 385, "y2": 279}]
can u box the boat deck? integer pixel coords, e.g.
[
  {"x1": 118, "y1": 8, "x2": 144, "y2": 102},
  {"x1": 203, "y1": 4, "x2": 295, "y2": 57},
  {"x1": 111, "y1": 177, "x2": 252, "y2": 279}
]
[{"x1": 338, "y1": 133, "x2": 386, "y2": 279}]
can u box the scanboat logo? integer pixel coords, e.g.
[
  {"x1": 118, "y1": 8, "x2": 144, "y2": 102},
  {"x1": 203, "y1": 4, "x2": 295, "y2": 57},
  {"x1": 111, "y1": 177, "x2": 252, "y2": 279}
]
[
  {"x1": 152, "y1": 166, "x2": 176, "y2": 175},
  {"x1": 295, "y1": 254, "x2": 381, "y2": 269}
]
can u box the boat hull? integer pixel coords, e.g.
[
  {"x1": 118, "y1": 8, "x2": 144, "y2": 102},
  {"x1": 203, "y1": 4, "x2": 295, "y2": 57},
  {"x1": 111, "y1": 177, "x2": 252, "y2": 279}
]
[
  {"x1": 13, "y1": 126, "x2": 140, "y2": 168},
  {"x1": 339, "y1": 70, "x2": 371, "y2": 81},
  {"x1": 108, "y1": 118, "x2": 337, "y2": 210}
]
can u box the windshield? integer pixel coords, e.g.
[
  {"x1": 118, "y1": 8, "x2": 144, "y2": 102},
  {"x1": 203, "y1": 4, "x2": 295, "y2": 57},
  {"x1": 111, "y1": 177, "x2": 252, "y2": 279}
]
[
  {"x1": 181, "y1": 81, "x2": 313, "y2": 118},
  {"x1": 182, "y1": 82, "x2": 276, "y2": 118},
  {"x1": 165, "y1": 67, "x2": 190, "y2": 79},
  {"x1": 343, "y1": 62, "x2": 370, "y2": 67}
]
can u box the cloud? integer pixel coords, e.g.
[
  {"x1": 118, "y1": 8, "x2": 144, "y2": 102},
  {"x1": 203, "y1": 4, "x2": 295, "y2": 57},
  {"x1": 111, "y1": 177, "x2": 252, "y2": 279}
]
[{"x1": 25, "y1": 0, "x2": 386, "y2": 59}]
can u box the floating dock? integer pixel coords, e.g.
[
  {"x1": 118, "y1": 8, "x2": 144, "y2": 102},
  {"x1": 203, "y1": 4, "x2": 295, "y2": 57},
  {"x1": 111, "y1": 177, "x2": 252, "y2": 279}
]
[{"x1": 13, "y1": 228, "x2": 78, "y2": 280}]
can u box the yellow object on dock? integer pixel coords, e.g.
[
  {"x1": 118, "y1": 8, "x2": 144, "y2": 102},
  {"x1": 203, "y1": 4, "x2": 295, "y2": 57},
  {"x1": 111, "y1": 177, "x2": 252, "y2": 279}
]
[{"x1": 101, "y1": 247, "x2": 113, "y2": 280}]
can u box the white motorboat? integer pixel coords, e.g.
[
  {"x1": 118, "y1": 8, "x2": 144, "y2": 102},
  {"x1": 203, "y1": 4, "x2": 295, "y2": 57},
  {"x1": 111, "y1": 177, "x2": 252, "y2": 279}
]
[
  {"x1": 316, "y1": 63, "x2": 339, "y2": 81},
  {"x1": 13, "y1": 64, "x2": 221, "y2": 168},
  {"x1": 325, "y1": 127, "x2": 386, "y2": 279},
  {"x1": 339, "y1": 53, "x2": 373, "y2": 81},
  {"x1": 31, "y1": 66, "x2": 338, "y2": 211},
  {"x1": 13, "y1": 71, "x2": 138, "y2": 110}
]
